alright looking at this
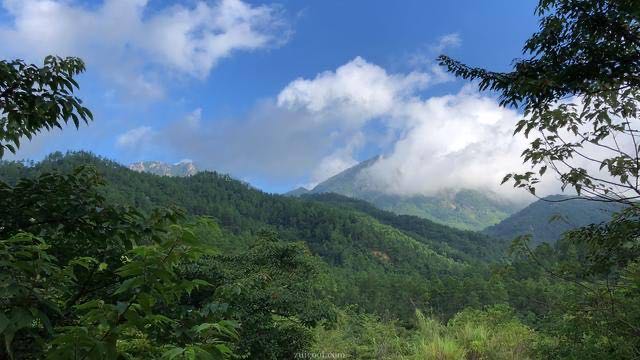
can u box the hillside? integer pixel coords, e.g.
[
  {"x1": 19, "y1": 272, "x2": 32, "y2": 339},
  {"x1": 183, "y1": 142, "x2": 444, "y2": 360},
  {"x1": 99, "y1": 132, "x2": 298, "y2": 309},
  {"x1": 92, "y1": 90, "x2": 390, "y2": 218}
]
[
  {"x1": 0, "y1": 152, "x2": 508, "y2": 320},
  {"x1": 289, "y1": 156, "x2": 523, "y2": 231},
  {"x1": 483, "y1": 195, "x2": 625, "y2": 244},
  {"x1": 303, "y1": 192, "x2": 507, "y2": 262}
]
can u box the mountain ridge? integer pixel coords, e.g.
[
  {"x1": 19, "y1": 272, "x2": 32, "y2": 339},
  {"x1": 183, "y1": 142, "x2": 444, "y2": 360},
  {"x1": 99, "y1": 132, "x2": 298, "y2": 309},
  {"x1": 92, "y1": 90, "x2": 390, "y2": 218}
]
[
  {"x1": 0, "y1": 151, "x2": 506, "y2": 320},
  {"x1": 483, "y1": 195, "x2": 624, "y2": 244},
  {"x1": 288, "y1": 156, "x2": 523, "y2": 230}
]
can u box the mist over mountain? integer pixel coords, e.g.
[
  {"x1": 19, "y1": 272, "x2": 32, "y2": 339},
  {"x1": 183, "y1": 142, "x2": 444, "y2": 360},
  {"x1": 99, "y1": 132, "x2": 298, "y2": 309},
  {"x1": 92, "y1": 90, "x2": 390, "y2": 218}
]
[
  {"x1": 128, "y1": 160, "x2": 198, "y2": 177},
  {"x1": 288, "y1": 156, "x2": 524, "y2": 230}
]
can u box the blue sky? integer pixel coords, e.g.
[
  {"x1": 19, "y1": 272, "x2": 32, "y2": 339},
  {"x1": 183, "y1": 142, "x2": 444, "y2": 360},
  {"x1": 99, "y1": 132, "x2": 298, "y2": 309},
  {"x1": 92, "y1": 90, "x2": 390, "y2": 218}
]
[{"x1": 0, "y1": 0, "x2": 540, "y2": 194}]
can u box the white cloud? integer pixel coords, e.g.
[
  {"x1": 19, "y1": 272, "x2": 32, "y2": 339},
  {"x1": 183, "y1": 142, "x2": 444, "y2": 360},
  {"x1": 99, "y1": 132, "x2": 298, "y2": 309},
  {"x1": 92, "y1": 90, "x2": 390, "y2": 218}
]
[
  {"x1": 0, "y1": 0, "x2": 288, "y2": 98},
  {"x1": 431, "y1": 33, "x2": 461, "y2": 53},
  {"x1": 128, "y1": 57, "x2": 573, "y2": 200},
  {"x1": 277, "y1": 56, "x2": 430, "y2": 126},
  {"x1": 361, "y1": 89, "x2": 536, "y2": 200},
  {"x1": 116, "y1": 126, "x2": 154, "y2": 149},
  {"x1": 271, "y1": 57, "x2": 557, "y2": 200}
]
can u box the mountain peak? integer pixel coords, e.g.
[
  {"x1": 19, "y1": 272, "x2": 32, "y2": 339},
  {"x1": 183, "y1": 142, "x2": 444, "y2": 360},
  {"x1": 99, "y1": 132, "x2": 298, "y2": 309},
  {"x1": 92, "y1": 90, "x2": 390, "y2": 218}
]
[
  {"x1": 291, "y1": 156, "x2": 522, "y2": 230},
  {"x1": 284, "y1": 186, "x2": 311, "y2": 197},
  {"x1": 128, "y1": 160, "x2": 199, "y2": 177}
]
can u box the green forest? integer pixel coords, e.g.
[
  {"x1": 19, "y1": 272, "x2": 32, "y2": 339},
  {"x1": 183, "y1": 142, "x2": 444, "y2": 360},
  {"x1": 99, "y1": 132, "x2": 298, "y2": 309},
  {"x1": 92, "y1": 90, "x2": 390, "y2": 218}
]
[{"x1": 1, "y1": 0, "x2": 640, "y2": 359}]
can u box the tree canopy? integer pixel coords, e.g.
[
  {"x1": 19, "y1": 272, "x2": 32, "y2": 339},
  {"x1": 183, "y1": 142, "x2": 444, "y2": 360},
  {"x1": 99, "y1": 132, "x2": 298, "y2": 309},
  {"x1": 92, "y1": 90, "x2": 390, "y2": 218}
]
[{"x1": 0, "y1": 56, "x2": 92, "y2": 158}]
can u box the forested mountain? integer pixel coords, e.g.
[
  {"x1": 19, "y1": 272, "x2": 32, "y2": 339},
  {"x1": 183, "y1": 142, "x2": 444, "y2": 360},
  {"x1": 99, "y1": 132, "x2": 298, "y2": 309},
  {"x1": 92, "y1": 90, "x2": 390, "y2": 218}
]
[
  {"x1": 0, "y1": 152, "x2": 508, "y2": 322},
  {"x1": 3, "y1": 1, "x2": 639, "y2": 357},
  {"x1": 303, "y1": 192, "x2": 507, "y2": 262},
  {"x1": 287, "y1": 156, "x2": 523, "y2": 231},
  {"x1": 129, "y1": 160, "x2": 199, "y2": 177},
  {"x1": 6, "y1": 151, "x2": 637, "y2": 358},
  {"x1": 483, "y1": 195, "x2": 624, "y2": 244}
]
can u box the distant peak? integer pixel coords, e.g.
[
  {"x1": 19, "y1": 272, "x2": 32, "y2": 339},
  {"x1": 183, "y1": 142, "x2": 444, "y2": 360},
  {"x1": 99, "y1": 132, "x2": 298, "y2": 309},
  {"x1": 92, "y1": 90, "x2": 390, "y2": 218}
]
[
  {"x1": 284, "y1": 186, "x2": 311, "y2": 197},
  {"x1": 128, "y1": 160, "x2": 199, "y2": 177}
]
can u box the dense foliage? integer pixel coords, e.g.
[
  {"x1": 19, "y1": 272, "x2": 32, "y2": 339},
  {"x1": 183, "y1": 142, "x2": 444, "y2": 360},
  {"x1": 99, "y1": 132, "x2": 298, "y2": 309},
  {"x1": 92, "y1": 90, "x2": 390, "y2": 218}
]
[
  {"x1": 0, "y1": 152, "x2": 509, "y2": 323},
  {"x1": 440, "y1": 0, "x2": 640, "y2": 357},
  {"x1": 0, "y1": 56, "x2": 92, "y2": 157},
  {"x1": 2, "y1": 0, "x2": 640, "y2": 357},
  {"x1": 4, "y1": 150, "x2": 639, "y2": 358},
  {"x1": 0, "y1": 164, "x2": 334, "y2": 359},
  {"x1": 0, "y1": 167, "x2": 239, "y2": 359}
]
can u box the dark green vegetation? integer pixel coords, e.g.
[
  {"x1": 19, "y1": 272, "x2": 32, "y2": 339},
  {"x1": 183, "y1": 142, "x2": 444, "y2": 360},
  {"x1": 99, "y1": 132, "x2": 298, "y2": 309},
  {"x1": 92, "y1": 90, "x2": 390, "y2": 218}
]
[
  {"x1": 0, "y1": 165, "x2": 328, "y2": 359},
  {"x1": 3, "y1": 152, "x2": 640, "y2": 359},
  {"x1": 2, "y1": 0, "x2": 640, "y2": 358},
  {"x1": 304, "y1": 192, "x2": 506, "y2": 262},
  {"x1": 0, "y1": 56, "x2": 92, "y2": 158},
  {"x1": 0, "y1": 152, "x2": 510, "y2": 323},
  {"x1": 288, "y1": 156, "x2": 522, "y2": 231},
  {"x1": 439, "y1": 0, "x2": 640, "y2": 358},
  {"x1": 484, "y1": 195, "x2": 625, "y2": 244}
]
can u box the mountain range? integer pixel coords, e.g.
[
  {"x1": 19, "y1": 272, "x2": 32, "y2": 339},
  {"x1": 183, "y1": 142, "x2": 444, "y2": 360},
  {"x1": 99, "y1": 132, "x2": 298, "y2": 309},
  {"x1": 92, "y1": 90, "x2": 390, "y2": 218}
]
[
  {"x1": 287, "y1": 157, "x2": 623, "y2": 240},
  {"x1": 126, "y1": 156, "x2": 621, "y2": 243},
  {"x1": 0, "y1": 151, "x2": 625, "y2": 321},
  {"x1": 0, "y1": 151, "x2": 506, "y2": 320}
]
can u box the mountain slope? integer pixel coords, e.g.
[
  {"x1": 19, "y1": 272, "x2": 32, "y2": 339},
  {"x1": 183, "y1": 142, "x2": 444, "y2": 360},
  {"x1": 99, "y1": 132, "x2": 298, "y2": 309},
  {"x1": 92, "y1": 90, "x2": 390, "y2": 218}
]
[
  {"x1": 483, "y1": 195, "x2": 624, "y2": 244},
  {"x1": 0, "y1": 151, "x2": 507, "y2": 320},
  {"x1": 303, "y1": 192, "x2": 508, "y2": 262},
  {"x1": 293, "y1": 156, "x2": 522, "y2": 231},
  {"x1": 129, "y1": 160, "x2": 198, "y2": 177}
]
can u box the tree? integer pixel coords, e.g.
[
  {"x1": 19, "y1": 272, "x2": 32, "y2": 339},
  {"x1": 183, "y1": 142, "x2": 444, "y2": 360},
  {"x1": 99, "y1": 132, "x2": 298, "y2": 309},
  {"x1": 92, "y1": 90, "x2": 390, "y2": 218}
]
[
  {"x1": 440, "y1": 1, "x2": 640, "y2": 356},
  {"x1": 0, "y1": 55, "x2": 242, "y2": 359},
  {"x1": 0, "y1": 56, "x2": 92, "y2": 158},
  {"x1": 439, "y1": 0, "x2": 640, "y2": 204},
  {"x1": 183, "y1": 230, "x2": 335, "y2": 360},
  {"x1": 0, "y1": 167, "x2": 239, "y2": 359}
]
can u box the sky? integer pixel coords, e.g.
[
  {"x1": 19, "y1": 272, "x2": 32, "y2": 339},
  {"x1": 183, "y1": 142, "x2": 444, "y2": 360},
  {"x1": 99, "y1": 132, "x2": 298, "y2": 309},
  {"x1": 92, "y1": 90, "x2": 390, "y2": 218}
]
[{"x1": 0, "y1": 0, "x2": 543, "y2": 195}]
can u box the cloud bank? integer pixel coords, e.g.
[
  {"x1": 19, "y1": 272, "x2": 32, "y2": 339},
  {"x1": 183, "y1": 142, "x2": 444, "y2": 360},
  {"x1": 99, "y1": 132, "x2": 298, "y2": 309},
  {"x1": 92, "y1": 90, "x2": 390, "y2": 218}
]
[
  {"x1": 114, "y1": 55, "x2": 553, "y2": 200},
  {"x1": 0, "y1": 0, "x2": 288, "y2": 99},
  {"x1": 273, "y1": 58, "x2": 537, "y2": 197}
]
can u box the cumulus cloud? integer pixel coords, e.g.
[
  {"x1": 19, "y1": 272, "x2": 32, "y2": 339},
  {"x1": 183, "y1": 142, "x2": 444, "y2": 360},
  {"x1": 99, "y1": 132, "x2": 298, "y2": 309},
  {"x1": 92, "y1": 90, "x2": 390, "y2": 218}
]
[
  {"x1": 278, "y1": 56, "x2": 430, "y2": 126},
  {"x1": 0, "y1": 0, "x2": 288, "y2": 98},
  {"x1": 142, "y1": 58, "x2": 434, "y2": 185},
  {"x1": 362, "y1": 89, "x2": 536, "y2": 199}
]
